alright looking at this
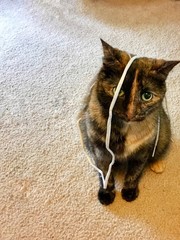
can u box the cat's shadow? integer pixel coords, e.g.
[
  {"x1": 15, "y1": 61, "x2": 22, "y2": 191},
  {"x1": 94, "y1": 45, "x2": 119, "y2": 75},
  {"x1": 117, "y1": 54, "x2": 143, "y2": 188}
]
[
  {"x1": 112, "y1": 161, "x2": 126, "y2": 186},
  {"x1": 83, "y1": 0, "x2": 155, "y2": 8},
  {"x1": 81, "y1": 0, "x2": 178, "y2": 27},
  {"x1": 99, "y1": 141, "x2": 180, "y2": 238}
]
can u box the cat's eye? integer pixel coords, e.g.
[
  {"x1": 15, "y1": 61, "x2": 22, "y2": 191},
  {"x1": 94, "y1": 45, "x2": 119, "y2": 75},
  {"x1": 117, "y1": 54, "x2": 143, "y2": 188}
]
[
  {"x1": 141, "y1": 92, "x2": 153, "y2": 101},
  {"x1": 112, "y1": 88, "x2": 125, "y2": 97}
]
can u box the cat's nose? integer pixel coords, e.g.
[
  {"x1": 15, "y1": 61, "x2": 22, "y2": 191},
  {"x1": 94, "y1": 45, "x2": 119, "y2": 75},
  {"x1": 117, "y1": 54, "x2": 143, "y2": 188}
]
[
  {"x1": 125, "y1": 104, "x2": 136, "y2": 121},
  {"x1": 121, "y1": 114, "x2": 132, "y2": 122},
  {"x1": 122, "y1": 112, "x2": 136, "y2": 122}
]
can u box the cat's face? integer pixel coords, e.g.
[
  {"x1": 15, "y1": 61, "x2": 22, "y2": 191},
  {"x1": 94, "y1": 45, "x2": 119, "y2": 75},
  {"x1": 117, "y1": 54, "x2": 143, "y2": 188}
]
[{"x1": 97, "y1": 40, "x2": 179, "y2": 122}]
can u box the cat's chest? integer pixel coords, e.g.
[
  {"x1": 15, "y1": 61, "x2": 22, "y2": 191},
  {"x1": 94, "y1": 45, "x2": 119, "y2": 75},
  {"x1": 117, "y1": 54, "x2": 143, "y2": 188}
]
[{"x1": 115, "y1": 120, "x2": 156, "y2": 159}]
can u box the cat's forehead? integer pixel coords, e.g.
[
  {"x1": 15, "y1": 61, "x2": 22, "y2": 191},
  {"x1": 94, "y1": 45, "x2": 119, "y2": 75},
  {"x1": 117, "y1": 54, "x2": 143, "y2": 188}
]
[
  {"x1": 114, "y1": 47, "x2": 155, "y2": 70},
  {"x1": 130, "y1": 57, "x2": 154, "y2": 72},
  {"x1": 122, "y1": 58, "x2": 157, "y2": 88},
  {"x1": 116, "y1": 51, "x2": 155, "y2": 74}
]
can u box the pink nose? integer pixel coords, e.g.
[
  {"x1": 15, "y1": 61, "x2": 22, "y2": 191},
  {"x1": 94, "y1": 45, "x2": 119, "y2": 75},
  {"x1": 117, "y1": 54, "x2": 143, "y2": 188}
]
[
  {"x1": 121, "y1": 113, "x2": 134, "y2": 122},
  {"x1": 125, "y1": 112, "x2": 135, "y2": 121}
]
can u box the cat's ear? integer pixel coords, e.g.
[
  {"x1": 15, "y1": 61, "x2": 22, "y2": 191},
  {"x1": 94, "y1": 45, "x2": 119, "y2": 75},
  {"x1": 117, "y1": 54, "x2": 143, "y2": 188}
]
[
  {"x1": 152, "y1": 60, "x2": 180, "y2": 78},
  {"x1": 100, "y1": 39, "x2": 129, "y2": 66},
  {"x1": 100, "y1": 39, "x2": 115, "y2": 57}
]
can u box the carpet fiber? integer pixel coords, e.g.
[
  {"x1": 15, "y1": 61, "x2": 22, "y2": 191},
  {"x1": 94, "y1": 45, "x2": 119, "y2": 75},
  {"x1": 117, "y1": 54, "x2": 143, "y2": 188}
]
[{"x1": 0, "y1": 0, "x2": 180, "y2": 239}]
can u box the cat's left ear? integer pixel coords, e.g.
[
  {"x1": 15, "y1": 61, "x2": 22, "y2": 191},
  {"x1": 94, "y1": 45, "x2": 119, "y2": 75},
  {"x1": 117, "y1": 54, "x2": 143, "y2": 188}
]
[
  {"x1": 153, "y1": 60, "x2": 180, "y2": 78},
  {"x1": 100, "y1": 39, "x2": 129, "y2": 66},
  {"x1": 100, "y1": 39, "x2": 115, "y2": 57}
]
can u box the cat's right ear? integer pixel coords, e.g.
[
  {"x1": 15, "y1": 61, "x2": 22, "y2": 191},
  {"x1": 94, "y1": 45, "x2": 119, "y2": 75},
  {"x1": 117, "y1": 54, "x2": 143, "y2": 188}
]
[
  {"x1": 100, "y1": 39, "x2": 115, "y2": 58},
  {"x1": 152, "y1": 59, "x2": 180, "y2": 79}
]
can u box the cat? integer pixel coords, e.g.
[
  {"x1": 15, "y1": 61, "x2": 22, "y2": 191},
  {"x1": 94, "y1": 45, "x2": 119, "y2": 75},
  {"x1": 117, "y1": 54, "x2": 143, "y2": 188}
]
[{"x1": 78, "y1": 39, "x2": 179, "y2": 205}]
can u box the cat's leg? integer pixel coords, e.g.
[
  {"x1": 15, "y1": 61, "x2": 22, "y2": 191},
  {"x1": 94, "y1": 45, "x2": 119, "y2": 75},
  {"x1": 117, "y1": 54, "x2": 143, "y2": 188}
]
[
  {"x1": 78, "y1": 117, "x2": 115, "y2": 205},
  {"x1": 150, "y1": 159, "x2": 166, "y2": 173},
  {"x1": 96, "y1": 150, "x2": 116, "y2": 205},
  {"x1": 98, "y1": 175, "x2": 115, "y2": 205},
  {"x1": 149, "y1": 109, "x2": 170, "y2": 173},
  {"x1": 121, "y1": 159, "x2": 146, "y2": 202}
]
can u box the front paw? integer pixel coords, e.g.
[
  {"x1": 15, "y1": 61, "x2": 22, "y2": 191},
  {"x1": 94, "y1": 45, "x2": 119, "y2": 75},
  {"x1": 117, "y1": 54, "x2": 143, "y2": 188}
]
[
  {"x1": 121, "y1": 187, "x2": 139, "y2": 202},
  {"x1": 98, "y1": 188, "x2": 115, "y2": 205}
]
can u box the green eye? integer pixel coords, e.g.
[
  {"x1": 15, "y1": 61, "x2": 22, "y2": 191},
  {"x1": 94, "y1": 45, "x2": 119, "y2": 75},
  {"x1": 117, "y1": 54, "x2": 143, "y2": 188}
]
[
  {"x1": 119, "y1": 89, "x2": 125, "y2": 97},
  {"x1": 141, "y1": 92, "x2": 153, "y2": 101},
  {"x1": 112, "y1": 88, "x2": 125, "y2": 97}
]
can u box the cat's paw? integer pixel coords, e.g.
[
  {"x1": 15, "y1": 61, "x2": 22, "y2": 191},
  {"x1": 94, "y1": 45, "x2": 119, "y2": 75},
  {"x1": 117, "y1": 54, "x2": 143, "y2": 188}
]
[
  {"x1": 98, "y1": 188, "x2": 115, "y2": 205},
  {"x1": 150, "y1": 160, "x2": 166, "y2": 174},
  {"x1": 121, "y1": 187, "x2": 139, "y2": 202}
]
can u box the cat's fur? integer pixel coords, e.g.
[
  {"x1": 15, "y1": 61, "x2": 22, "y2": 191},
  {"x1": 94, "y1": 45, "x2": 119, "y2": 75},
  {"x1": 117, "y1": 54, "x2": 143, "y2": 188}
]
[{"x1": 78, "y1": 39, "x2": 179, "y2": 205}]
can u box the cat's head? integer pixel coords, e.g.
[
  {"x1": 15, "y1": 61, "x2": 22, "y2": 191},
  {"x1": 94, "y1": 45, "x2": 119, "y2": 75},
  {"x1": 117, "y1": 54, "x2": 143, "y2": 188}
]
[{"x1": 97, "y1": 39, "x2": 179, "y2": 122}]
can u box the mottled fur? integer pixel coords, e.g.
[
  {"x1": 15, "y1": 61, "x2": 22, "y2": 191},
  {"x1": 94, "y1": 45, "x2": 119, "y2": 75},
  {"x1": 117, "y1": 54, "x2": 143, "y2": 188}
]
[{"x1": 78, "y1": 39, "x2": 179, "y2": 205}]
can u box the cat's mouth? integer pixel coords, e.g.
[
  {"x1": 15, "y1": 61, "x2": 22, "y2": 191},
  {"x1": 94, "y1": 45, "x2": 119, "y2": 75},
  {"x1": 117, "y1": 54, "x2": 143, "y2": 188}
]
[
  {"x1": 113, "y1": 110, "x2": 146, "y2": 122},
  {"x1": 130, "y1": 116, "x2": 145, "y2": 122},
  {"x1": 120, "y1": 114, "x2": 145, "y2": 122}
]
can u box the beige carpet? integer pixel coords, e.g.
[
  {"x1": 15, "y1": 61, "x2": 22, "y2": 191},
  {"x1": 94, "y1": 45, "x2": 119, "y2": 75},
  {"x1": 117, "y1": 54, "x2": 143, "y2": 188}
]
[{"x1": 0, "y1": 0, "x2": 180, "y2": 239}]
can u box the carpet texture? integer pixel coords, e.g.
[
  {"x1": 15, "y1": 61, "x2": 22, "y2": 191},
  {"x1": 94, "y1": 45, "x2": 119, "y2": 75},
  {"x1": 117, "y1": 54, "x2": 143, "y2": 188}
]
[{"x1": 0, "y1": 0, "x2": 180, "y2": 239}]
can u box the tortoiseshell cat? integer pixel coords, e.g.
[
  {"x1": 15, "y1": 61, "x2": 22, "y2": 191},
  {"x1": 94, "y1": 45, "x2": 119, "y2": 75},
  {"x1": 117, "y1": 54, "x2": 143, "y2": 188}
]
[{"x1": 78, "y1": 39, "x2": 179, "y2": 205}]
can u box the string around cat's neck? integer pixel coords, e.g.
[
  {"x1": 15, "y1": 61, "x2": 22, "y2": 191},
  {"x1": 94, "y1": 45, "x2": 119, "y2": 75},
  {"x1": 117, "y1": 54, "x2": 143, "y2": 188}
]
[{"x1": 79, "y1": 55, "x2": 160, "y2": 189}]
